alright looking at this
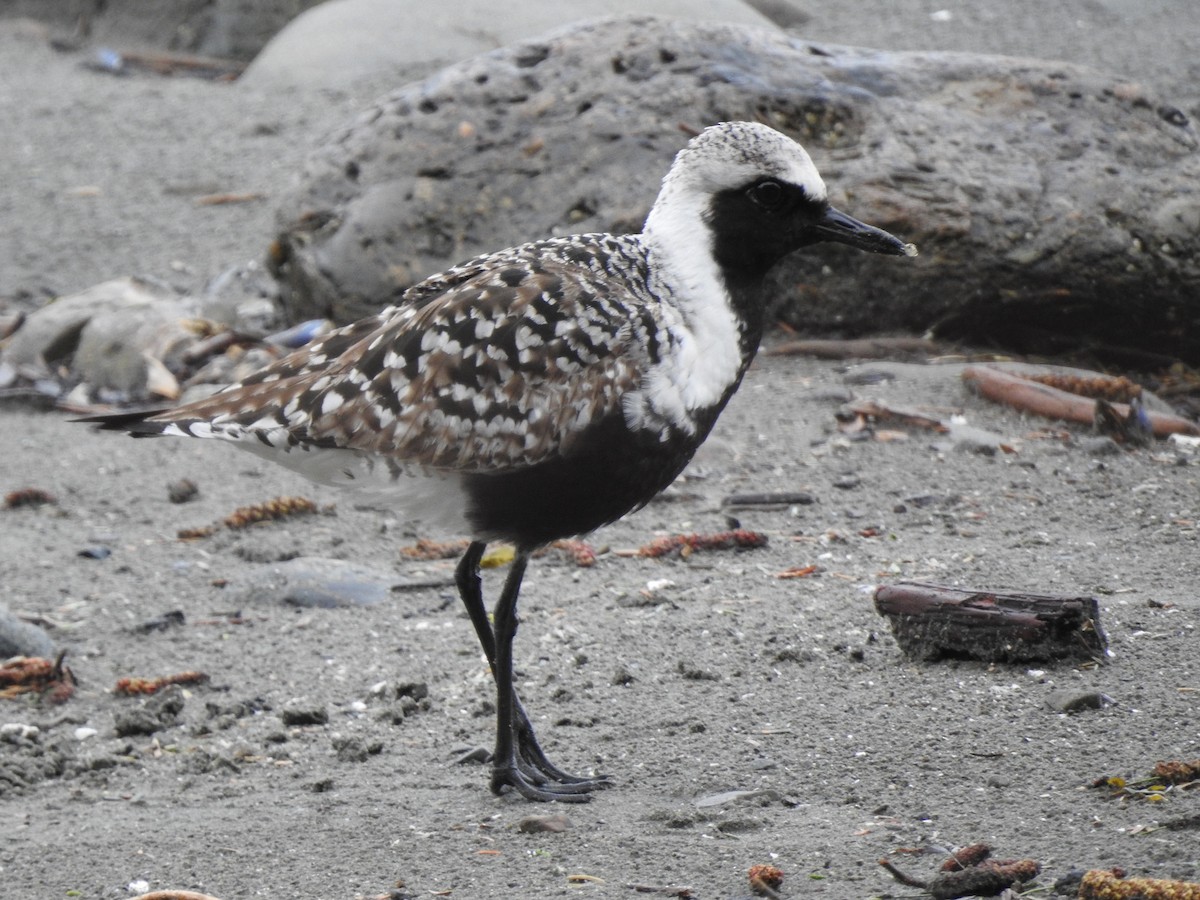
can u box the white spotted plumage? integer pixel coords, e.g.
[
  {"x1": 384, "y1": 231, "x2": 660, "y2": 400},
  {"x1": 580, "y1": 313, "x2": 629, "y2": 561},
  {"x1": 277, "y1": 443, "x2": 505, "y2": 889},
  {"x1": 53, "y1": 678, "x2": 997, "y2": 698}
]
[
  {"x1": 104, "y1": 122, "x2": 894, "y2": 538},
  {"x1": 86, "y1": 121, "x2": 912, "y2": 803}
]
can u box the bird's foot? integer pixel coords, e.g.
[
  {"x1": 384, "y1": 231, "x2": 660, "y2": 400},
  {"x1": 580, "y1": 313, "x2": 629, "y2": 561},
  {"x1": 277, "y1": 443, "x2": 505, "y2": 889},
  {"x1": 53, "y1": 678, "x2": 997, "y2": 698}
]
[
  {"x1": 491, "y1": 760, "x2": 611, "y2": 803},
  {"x1": 515, "y1": 727, "x2": 608, "y2": 787}
]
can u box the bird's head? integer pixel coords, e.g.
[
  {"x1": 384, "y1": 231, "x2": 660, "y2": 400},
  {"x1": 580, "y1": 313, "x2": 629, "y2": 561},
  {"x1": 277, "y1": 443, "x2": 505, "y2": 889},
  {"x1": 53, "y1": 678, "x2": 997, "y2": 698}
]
[{"x1": 645, "y1": 121, "x2": 916, "y2": 281}]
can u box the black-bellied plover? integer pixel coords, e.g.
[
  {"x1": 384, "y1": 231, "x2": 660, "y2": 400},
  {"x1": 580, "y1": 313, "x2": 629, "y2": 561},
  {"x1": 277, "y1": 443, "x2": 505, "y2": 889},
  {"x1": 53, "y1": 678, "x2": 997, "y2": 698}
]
[{"x1": 84, "y1": 122, "x2": 916, "y2": 802}]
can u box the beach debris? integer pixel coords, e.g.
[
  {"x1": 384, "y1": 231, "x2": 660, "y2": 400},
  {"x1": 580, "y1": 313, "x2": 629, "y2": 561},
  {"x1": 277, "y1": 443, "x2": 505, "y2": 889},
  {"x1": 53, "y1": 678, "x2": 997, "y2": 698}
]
[
  {"x1": 223, "y1": 496, "x2": 318, "y2": 529},
  {"x1": 3, "y1": 488, "x2": 56, "y2": 509},
  {"x1": 874, "y1": 582, "x2": 1108, "y2": 663},
  {"x1": 622, "y1": 883, "x2": 694, "y2": 897},
  {"x1": 636, "y1": 530, "x2": 768, "y2": 559},
  {"x1": 85, "y1": 47, "x2": 246, "y2": 80},
  {"x1": 836, "y1": 398, "x2": 950, "y2": 435},
  {"x1": 879, "y1": 844, "x2": 1040, "y2": 899},
  {"x1": 195, "y1": 192, "x2": 266, "y2": 206},
  {"x1": 776, "y1": 564, "x2": 819, "y2": 579},
  {"x1": 722, "y1": 491, "x2": 816, "y2": 509},
  {"x1": 962, "y1": 365, "x2": 1200, "y2": 440},
  {"x1": 0, "y1": 652, "x2": 75, "y2": 703},
  {"x1": 1092, "y1": 759, "x2": 1200, "y2": 803},
  {"x1": 133, "y1": 610, "x2": 187, "y2": 634},
  {"x1": 177, "y1": 525, "x2": 219, "y2": 540},
  {"x1": 1093, "y1": 396, "x2": 1154, "y2": 447},
  {"x1": 1079, "y1": 868, "x2": 1200, "y2": 900},
  {"x1": 749, "y1": 864, "x2": 785, "y2": 897},
  {"x1": 0, "y1": 276, "x2": 316, "y2": 408},
  {"x1": 114, "y1": 672, "x2": 209, "y2": 696},
  {"x1": 175, "y1": 495, "x2": 322, "y2": 540},
  {"x1": 399, "y1": 538, "x2": 470, "y2": 560},
  {"x1": 547, "y1": 539, "x2": 598, "y2": 568}
]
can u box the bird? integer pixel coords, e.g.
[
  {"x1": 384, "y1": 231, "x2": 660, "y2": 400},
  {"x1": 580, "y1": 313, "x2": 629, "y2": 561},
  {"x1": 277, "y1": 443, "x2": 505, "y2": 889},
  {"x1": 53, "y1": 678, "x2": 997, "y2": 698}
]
[{"x1": 82, "y1": 121, "x2": 916, "y2": 802}]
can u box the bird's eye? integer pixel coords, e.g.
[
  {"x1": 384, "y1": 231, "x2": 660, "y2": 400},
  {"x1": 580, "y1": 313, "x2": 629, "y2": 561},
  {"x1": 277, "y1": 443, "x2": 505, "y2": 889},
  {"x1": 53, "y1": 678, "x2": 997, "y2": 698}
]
[{"x1": 747, "y1": 179, "x2": 786, "y2": 210}]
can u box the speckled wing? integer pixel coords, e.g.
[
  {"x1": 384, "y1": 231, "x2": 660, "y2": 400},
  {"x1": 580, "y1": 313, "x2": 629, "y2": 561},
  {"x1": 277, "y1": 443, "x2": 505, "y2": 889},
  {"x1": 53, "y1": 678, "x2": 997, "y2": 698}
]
[{"x1": 149, "y1": 243, "x2": 654, "y2": 474}]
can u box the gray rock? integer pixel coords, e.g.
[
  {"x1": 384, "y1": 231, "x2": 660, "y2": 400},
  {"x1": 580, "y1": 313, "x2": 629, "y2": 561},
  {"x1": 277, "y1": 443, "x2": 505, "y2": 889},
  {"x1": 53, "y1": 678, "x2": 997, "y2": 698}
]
[
  {"x1": 281, "y1": 700, "x2": 329, "y2": 726},
  {"x1": 272, "y1": 16, "x2": 1200, "y2": 364},
  {"x1": 0, "y1": 607, "x2": 56, "y2": 660},
  {"x1": 113, "y1": 687, "x2": 185, "y2": 737},
  {"x1": 1046, "y1": 689, "x2": 1115, "y2": 713},
  {"x1": 234, "y1": 556, "x2": 402, "y2": 608},
  {"x1": 1, "y1": 0, "x2": 324, "y2": 60},
  {"x1": 242, "y1": 0, "x2": 775, "y2": 91},
  {"x1": 1, "y1": 277, "x2": 175, "y2": 375}
]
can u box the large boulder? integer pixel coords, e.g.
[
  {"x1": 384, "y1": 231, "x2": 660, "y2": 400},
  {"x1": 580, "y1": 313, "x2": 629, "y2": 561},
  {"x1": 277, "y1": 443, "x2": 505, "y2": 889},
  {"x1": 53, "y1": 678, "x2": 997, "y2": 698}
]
[
  {"x1": 242, "y1": 0, "x2": 776, "y2": 91},
  {"x1": 271, "y1": 15, "x2": 1200, "y2": 365}
]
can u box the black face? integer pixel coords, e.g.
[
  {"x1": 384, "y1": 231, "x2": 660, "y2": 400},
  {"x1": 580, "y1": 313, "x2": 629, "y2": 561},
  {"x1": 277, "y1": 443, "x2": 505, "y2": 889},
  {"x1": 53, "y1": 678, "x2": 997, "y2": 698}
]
[{"x1": 707, "y1": 177, "x2": 910, "y2": 281}]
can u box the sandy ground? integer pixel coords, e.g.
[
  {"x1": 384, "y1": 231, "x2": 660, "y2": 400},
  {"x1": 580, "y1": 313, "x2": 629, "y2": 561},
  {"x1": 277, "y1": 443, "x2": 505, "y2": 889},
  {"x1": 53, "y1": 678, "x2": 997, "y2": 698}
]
[{"x1": 2, "y1": 6, "x2": 1199, "y2": 900}]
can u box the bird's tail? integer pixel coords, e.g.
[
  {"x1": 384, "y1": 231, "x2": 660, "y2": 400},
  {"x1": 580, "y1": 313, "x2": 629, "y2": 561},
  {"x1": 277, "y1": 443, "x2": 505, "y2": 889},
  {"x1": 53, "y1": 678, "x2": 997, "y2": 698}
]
[{"x1": 74, "y1": 408, "x2": 173, "y2": 437}]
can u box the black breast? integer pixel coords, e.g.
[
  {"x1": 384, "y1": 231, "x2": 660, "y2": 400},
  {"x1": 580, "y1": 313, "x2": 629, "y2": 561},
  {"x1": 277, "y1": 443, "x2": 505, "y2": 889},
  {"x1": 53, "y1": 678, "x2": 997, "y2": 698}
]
[{"x1": 463, "y1": 408, "x2": 720, "y2": 548}]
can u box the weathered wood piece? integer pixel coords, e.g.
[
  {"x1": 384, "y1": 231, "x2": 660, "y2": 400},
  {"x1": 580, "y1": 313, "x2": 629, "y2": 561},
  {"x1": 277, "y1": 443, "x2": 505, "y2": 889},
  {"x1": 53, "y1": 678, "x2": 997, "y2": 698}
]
[
  {"x1": 873, "y1": 582, "x2": 1108, "y2": 663},
  {"x1": 962, "y1": 365, "x2": 1200, "y2": 439}
]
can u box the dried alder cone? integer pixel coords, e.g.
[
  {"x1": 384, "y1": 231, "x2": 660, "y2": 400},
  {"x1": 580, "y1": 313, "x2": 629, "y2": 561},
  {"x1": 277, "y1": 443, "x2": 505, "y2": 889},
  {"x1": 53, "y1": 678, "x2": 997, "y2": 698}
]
[
  {"x1": 879, "y1": 843, "x2": 1040, "y2": 899},
  {"x1": 0, "y1": 652, "x2": 75, "y2": 703},
  {"x1": 637, "y1": 529, "x2": 768, "y2": 558},
  {"x1": 1079, "y1": 868, "x2": 1200, "y2": 900},
  {"x1": 114, "y1": 672, "x2": 210, "y2": 696},
  {"x1": 178, "y1": 495, "x2": 320, "y2": 539},
  {"x1": 223, "y1": 495, "x2": 318, "y2": 529},
  {"x1": 1093, "y1": 758, "x2": 1200, "y2": 802},
  {"x1": 749, "y1": 864, "x2": 784, "y2": 893},
  {"x1": 3, "y1": 487, "x2": 56, "y2": 509}
]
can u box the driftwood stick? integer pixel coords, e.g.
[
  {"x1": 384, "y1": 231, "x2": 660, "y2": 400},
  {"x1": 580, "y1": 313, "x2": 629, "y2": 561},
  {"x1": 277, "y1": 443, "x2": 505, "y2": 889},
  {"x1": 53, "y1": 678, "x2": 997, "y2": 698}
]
[
  {"x1": 874, "y1": 582, "x2": 1108, "y2": 663},
  {"x1": 962, "y1": 365, "x2": 1200, "y2": 438}
]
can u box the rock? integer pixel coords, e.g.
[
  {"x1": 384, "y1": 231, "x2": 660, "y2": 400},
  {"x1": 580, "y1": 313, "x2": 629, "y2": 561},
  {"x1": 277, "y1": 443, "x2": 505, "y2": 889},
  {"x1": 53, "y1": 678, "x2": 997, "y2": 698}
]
[
  {"x1": 243, "y1": 0, "x2": 775, "y2": 91},
  {"x1": 113, "y1": 687, "x2": 185, "y2": 737},
  {"x1": 272, "y1": 16, "x2": 1200, "y2": 365},
  {"x1": 332, "y1": 735, "x2": 371, "y2": 762},
  {"x1": 166, "y1": 479, "x2": 199, "y2": 504},
  {"x1": 3, "y1": 0, "x2": 324, "y2": 60},
  {"x1": 694, "y1": 788, "x2": 781, "y2": 808},
  {"x1": 516, "y1": 813, "x2": 572, "y2": 833},
  {"x1": 281, "y1": 700, "x2": 329, "y2": 726},
  {"x1": 235, "y1": 556, "x2": 403, "y2": 608},
  {"x1": 0, "y1": 606, "x2": 56, "y2": 660},
  {"x1": 1046, "y1": 690, "x2": 1115, "y2": 713},
  {"x1": 1, "y1": 277, "x2": 175, "y2": 375}
]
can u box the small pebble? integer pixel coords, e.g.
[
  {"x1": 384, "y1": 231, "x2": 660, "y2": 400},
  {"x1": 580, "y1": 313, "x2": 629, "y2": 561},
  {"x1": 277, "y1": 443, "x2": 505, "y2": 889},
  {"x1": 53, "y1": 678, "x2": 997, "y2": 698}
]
[
  {"x1": 167, "y1": 478, "x2": 199, "y2": 503},
  {"x1": 1046, "y1": 690, "x2": 1115, "y2": 713},
  {"x1": 517, "y1": 813, "x2": 572, "y2": 833},
  {"x1": 281, "y1": 701, "x2": 329, "y2": 726}
]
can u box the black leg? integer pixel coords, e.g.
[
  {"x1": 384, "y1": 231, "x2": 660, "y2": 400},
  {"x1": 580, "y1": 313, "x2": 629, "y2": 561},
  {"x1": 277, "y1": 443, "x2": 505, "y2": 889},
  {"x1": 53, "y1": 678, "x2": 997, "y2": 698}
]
[{"x1": 454, "y1": 543, "x2": 609, "y2": 801}]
